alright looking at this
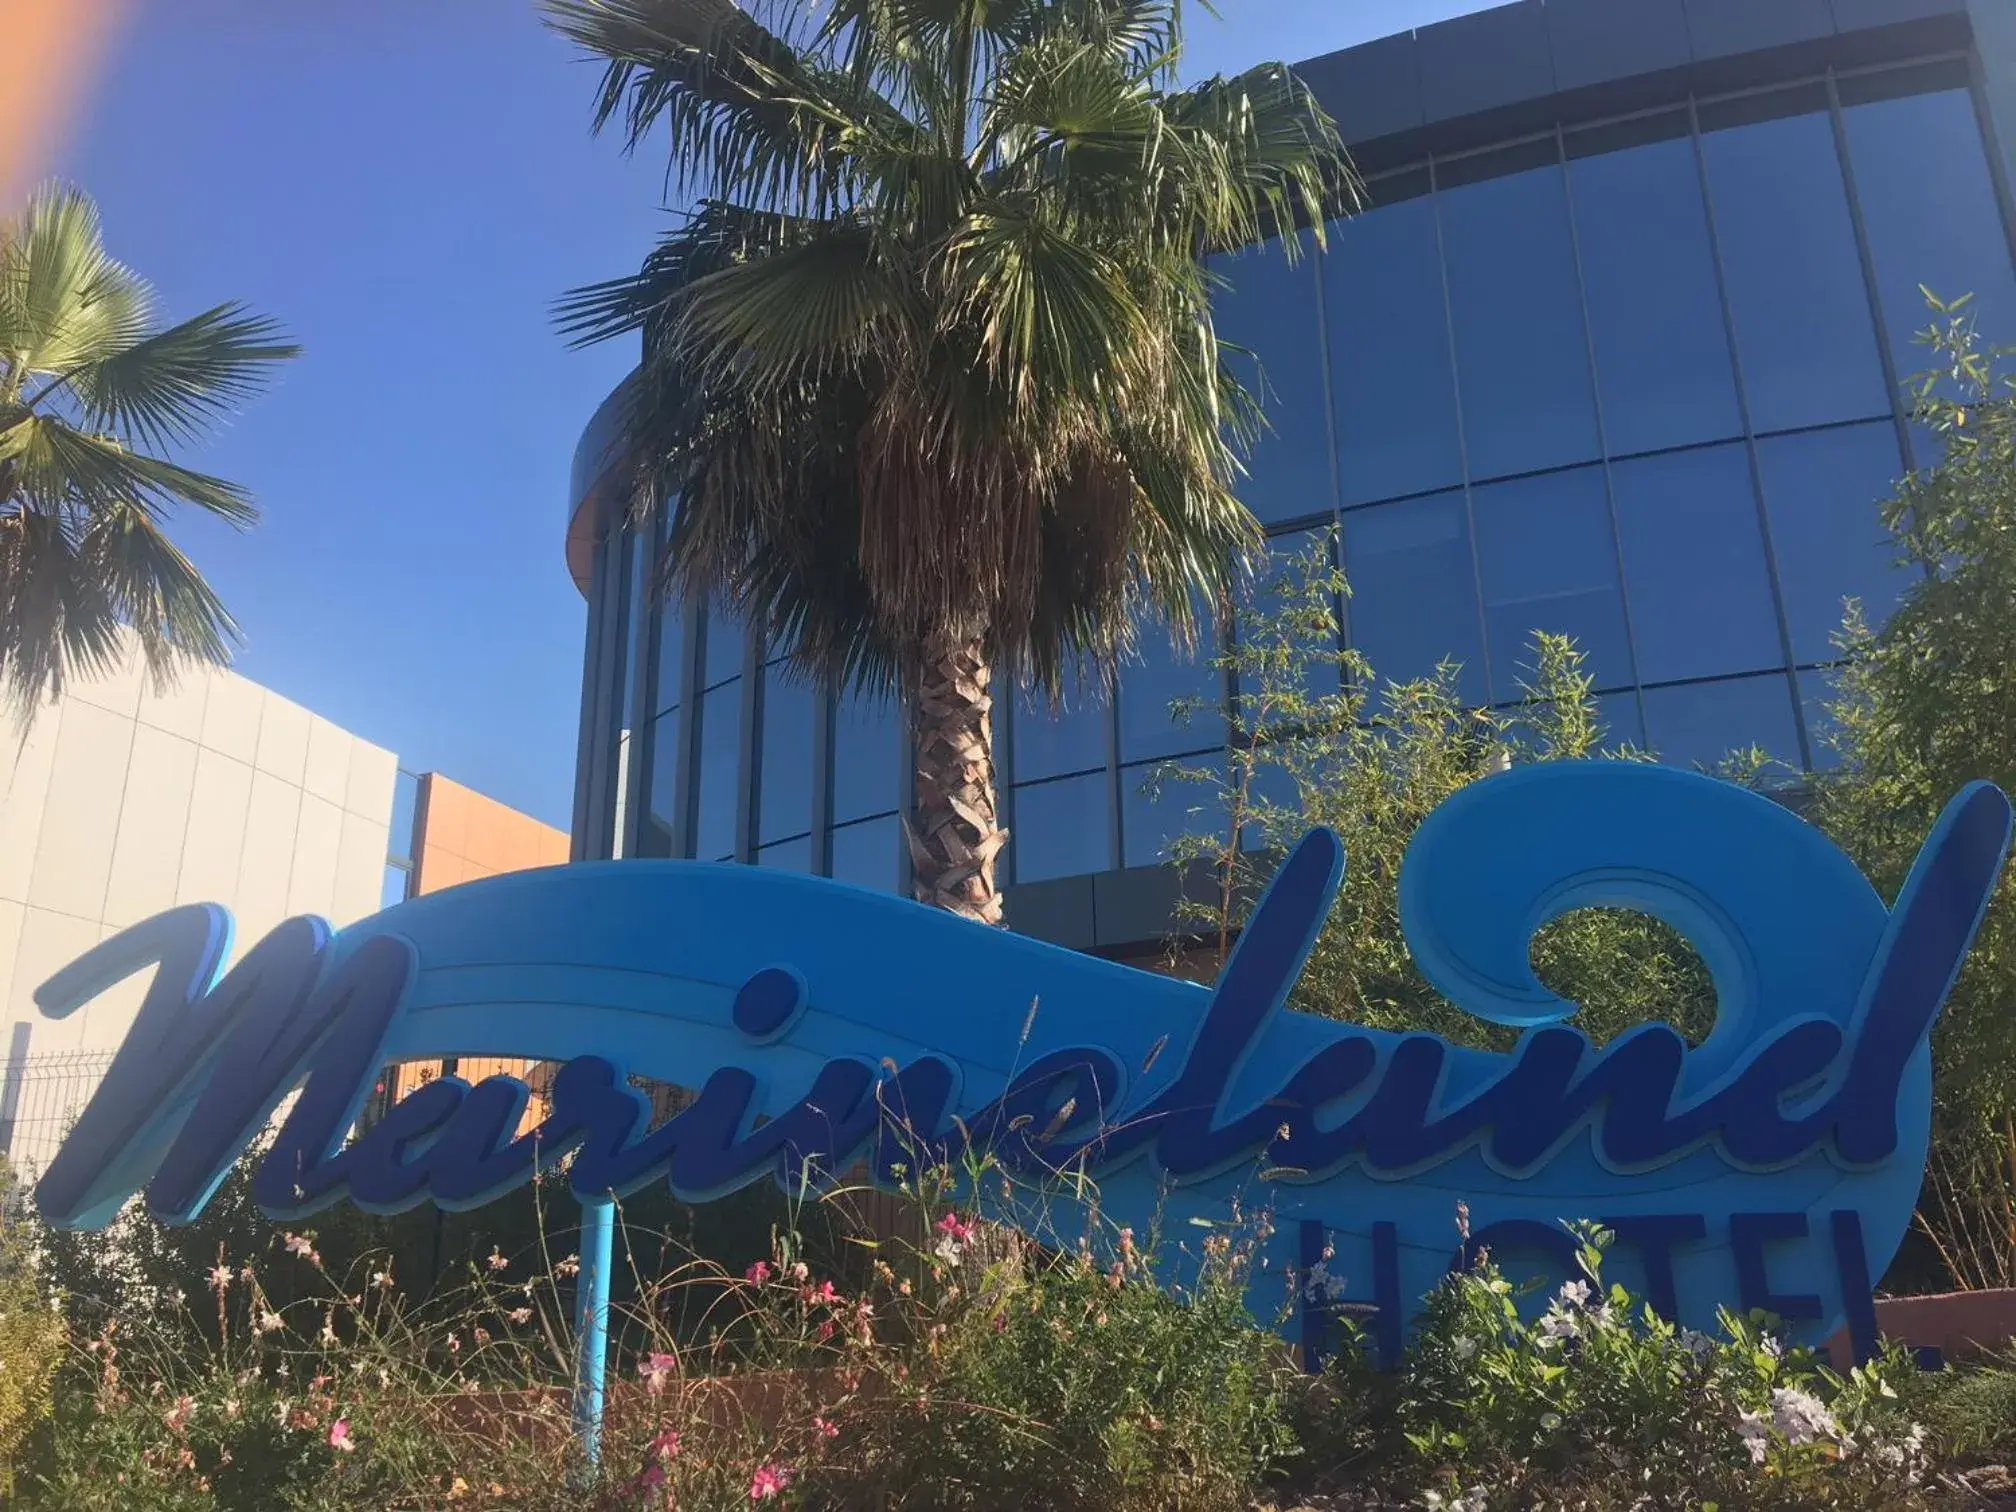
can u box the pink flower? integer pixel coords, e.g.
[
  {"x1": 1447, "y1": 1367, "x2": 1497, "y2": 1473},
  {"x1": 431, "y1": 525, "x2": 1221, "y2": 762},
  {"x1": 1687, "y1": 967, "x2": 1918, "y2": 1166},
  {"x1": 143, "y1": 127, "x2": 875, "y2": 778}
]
[
  {"x1": 992, "y1": 1311, "x2": 1008, "y2": 1334},
  {"x1": 650, "y1": 1428, "x2": 682, "y2": 1460},
  {"x1": 801, "y1": 1279, "x2": 839, "y2": 1306},
  {"x1": 745, "y1": 1260, "x2": 773, "y2": 1284},
  {"x1": 813, "y1": 1416, "x2": 839, "y2": 1440},
  {"x1": 638, "y1": 1351, "x2": 677, "y2": 1394},
  {"x1": 486, "y1": 1248, "x2": 510, "y2": 1272},
  {"x1": 638, "y1": 1461, "x2": 667, "y2": 1492},
  {"x1": 507, "y1": 1307, "x2": 533, "y2": 1325},
  {"x1": 935, "y1": 1213, "x2": 977, "y2": 1244},
  {"x1": 328, "y1": 1419, "x2": 354, "y2": 1453},
  {"x1": 282, "y1": 1232, "x2": 319, "y2": 1263},
  {"x1": 749, "y1": 1463, "x2": 794, "y2": 1501}
]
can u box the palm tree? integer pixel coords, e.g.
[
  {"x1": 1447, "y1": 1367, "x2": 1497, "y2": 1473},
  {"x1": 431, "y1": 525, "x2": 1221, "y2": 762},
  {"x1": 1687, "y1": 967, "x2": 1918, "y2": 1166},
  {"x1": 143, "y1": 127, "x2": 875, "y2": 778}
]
[
  {"x1": 551, "y1": 0, "x2": 1352, "y2": 923},
  {"x1": 0, "y1": 183, "x2": 298, "y2": 713}
]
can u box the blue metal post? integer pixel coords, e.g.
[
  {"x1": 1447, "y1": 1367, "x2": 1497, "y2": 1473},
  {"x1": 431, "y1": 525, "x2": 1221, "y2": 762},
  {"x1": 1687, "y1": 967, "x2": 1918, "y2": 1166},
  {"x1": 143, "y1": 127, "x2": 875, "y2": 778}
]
[{"x1": 572, "y1": 1198, "x2": 616, "y2": 1469}]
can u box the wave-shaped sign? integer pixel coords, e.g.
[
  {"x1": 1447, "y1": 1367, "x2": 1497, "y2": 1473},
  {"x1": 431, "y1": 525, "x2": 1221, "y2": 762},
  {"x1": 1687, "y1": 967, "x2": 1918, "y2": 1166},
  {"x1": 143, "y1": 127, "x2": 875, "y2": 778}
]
[{"x1": 30, "y1": 763, "x2": 2013, "y2": 1368}]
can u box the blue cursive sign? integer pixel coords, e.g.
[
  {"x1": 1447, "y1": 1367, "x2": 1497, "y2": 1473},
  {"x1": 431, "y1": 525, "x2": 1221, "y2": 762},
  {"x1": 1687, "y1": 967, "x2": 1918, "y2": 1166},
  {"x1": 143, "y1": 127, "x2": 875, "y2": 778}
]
[{"x1": 29, "y1": 763, "x2": 2013, "y2": 1366}]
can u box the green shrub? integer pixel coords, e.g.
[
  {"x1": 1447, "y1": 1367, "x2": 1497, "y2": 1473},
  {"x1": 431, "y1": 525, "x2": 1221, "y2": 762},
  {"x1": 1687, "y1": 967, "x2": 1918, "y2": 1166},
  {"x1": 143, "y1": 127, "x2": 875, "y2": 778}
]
[
  {"x1": 0, "y1": 1216, "x2": 64, "y2": 1493},
  {"x1": 1919, "y1": 1354, "x2": 2016, "y2": 1462},
  {"x1": 25, "y1": 1171, "x2": 2016, "y2": 1511},
  {"x1": 838, "y1": 1217, "x2": 1301, "y2": 1510},
  {"x1": 1391, "y1": 1223, "x2": 1935, "y2": 1511}
]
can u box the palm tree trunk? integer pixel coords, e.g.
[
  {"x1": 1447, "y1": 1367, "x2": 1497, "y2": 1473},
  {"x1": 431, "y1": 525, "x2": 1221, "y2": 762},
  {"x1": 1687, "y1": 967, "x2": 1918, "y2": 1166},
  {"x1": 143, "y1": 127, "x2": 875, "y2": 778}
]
[{"x1": 906, "y1": 631, "x2": 1007, "y2": 925}]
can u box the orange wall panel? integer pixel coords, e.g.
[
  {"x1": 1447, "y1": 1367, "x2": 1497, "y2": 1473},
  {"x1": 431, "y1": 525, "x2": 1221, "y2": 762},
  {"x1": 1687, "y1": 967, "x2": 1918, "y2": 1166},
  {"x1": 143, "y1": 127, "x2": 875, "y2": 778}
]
[{"x1": 393, "y1": 774, "x2": 571, "y2": 1135}]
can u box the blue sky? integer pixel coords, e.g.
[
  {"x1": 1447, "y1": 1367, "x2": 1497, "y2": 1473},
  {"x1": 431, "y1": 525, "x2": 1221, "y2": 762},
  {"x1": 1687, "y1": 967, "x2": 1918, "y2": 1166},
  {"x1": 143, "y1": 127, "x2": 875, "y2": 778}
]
[{"x1": 50, "y1": 0, "x2": 1486, "y2": 831}]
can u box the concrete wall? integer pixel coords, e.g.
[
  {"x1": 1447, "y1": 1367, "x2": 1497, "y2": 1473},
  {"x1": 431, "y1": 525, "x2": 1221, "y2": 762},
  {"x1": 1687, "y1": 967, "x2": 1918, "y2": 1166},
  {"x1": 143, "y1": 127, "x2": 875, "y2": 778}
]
[{"x1": 0, "y1": 635, "x2": 398, "y2": 1060}]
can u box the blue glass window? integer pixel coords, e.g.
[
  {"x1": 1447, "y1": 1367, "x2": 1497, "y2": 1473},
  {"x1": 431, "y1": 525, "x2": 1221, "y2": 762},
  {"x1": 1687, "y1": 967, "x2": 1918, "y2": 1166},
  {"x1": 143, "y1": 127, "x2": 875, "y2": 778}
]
[
  {"x1": 757, "y1": 836, "x2": 814, "y2": 873},
  {"x1": 1211, "y1": 243, "x2": 1337, "y2": 523},
  {"x1": 833, "y1": 690, "x2": 901, "y2": 823},
  {"x1": 1012, "y1": 665, "x2": 1110, "y2": 782},
  {"x1": 1754, "y1": 423, "x2": 1907, "y2": 664},
  {"x1": 381, "y1": 863, "x2": 411, "y2": 910},
  {"x1": 642, "y1": 707, "x2": 685, "y2": 858},
  {"x1": 1119, "y1": 603, "x2": 1226, "y2": 763},
  {"x1": 1323, "y1": 189, "x2": 1464, "y2": 504},
  {"x1": 830, "y1": 815, "x2": 900, "y2": 893},
  {"x1": 1568, "y1": 130, "x2": 1743, "y2": 455},
  {"x1": 653, "y1": 599, "x2": 687, "y2": 717},
  {"x1": 1242, "y1": 528, "x2": 1343, "y2": 711},
  {"x1": 1472, "y1": 467, "x2": 1633, "y2": 699},
  {"x1": 1598, "y1": 691, "x2": 1645, "y2": 751},
  {"x1": 1842, "y1": 85, "x2": 2016, "y2": 393},
  {"x1": 1700, "y1": 101, "x2": 1890, "y2": 433},
  {"x1": 621, "y1": 536, "x2": 649, "y2": 731},
  {"x1": 1011, "y1": 774, "x2": 1112, "y2": 883},
  {"x1": 693, "y1": 680, "x2": 744, "y2": 861},
  {"x1": 1122, "y1": 756, "x2": 1228, "y2": 869},
  {"x1": 1235, "y1": 750, "x2": 1304, "y2": 852},
  {"x1": 757, "y1": 669, "x2": 817, "y2": 844},
  {"x1": 1798, "y1": 668, "x2": 1844, "y2": 771},
  {"x1": 1439, "y1": 156, "x2": 1602, "y2": 479},
  {"x1": 1642, "y1": 674, "x2": 1801, "y2": 774},
  {"x1": 702, "y1": 602, "x2": 746, "y2": 690},
  {"x1": 1341, "y1": 493, "x2": 1486, "y2": 705},
  {"x1": 1611, "y1": 445, "x2": 1783, "y2": 683}
]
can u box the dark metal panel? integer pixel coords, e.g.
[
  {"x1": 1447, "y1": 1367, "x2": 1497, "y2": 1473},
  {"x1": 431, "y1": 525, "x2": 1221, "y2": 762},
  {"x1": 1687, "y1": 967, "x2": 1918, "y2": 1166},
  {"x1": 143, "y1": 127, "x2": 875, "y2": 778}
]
[
  {"x1": 1830, "y1": 0, "x2": 1966, "y2": 31},
  {"x1": 1682, "y1": 0, "x2": 1835, "y2": 62},
  {"x1": 1294, "y1": 31, "x2": 1425, "y2": 148},
  {"x1": 1546, "y1": 0, "x2": 1693, "y2": 93},
  {"x1": 1418, "y1": 0, "x2": 1555, "y2": 123},
  {"x1": 1002, "y1": 875, "x2": 1100, "y2": 951}
]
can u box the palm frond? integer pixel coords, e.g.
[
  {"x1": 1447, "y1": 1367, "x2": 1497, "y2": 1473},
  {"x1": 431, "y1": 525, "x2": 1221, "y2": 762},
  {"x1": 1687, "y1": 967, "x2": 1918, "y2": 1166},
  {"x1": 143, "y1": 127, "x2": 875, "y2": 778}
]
[
  {"x1": 75, "y1": 303, "x2": 300, "y2": 451},
  {"x1": 560, "y1": 0, "x2": 1350, "y2": 699},
  {"x1": 0, "y1": 502, "x2": 238, "y2": 712},
  {"x1": 0, "y1": 183, "x2": 154, "y2": 382},
  {"x1": 544, "y1": 0, "x2": 916, "y2": 216},
  {"x1": 6, "y1": 415, "x2": 258, "y2": 528}
]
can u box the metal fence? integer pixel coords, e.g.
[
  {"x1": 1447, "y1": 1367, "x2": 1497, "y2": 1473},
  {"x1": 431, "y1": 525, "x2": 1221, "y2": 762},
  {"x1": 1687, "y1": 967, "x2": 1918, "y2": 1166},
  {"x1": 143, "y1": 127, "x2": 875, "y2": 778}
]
[{"x1": 0, "y1": 1049, "x2": 115, "y2": 1184}]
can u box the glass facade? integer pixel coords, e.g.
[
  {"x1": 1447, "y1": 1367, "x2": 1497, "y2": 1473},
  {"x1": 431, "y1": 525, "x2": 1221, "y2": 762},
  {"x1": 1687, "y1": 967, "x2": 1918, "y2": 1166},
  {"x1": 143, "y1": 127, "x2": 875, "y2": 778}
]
[{"x1": 570, "y1": 39, "x2": 2016, "y2": 902}]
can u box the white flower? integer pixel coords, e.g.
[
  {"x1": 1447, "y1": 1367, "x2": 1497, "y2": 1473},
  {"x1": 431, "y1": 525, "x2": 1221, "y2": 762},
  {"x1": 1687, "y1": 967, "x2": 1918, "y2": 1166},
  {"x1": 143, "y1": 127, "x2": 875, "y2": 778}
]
[
  {"x1": 1761, "y1": 1334, "x2": 1783, "y2": 1358},
  {"x1": 1678, "y1": 1328, "x2": 1713, "y2": 1358},
  {"x1": 1770, "y1": 1386, "x2": 1839, "y2": 1446},
  {"x1": 1302, "y1": 1263, "x2": 1348, "y2": 1303},
  {"x1": 1536, "y1": 1307, "x2": 1579, "y2": 1344},
  {"x1": 1421, "y1": 1488, "x2": 1488, "y2": 1512},
  {"x1": 1539, "y1": 1411, "x2": 1562, "y2": 1432},
  {"x1": 1557, "y1": 1278, "x2": 1592, "y2": 1309},
  {"x1": 256, "y1": 1311, "x2": 283, "y2": 1335},
  {"x1": 1450, "y1": 1334, "x2": 1478, "y2": 1361},
  {"x1": 933, "y1": 1236, "x2": 964, "y2": 1268},
  {"x1": 1737, "y1": 1410, "x2": 1772, "y2": 1464}
]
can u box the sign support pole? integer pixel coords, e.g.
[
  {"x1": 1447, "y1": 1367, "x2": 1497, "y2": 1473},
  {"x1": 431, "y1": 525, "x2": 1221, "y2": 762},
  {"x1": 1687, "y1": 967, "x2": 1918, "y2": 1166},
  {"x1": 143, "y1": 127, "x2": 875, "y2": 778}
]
[{"x1": 572, "y1": 1196, "x2": 615, "y2": 1471}]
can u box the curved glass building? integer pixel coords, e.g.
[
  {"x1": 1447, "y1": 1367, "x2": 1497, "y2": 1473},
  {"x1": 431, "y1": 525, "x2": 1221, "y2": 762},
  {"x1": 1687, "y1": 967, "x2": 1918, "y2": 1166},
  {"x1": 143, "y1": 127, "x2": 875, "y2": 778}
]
[{"x1": 567, "y1": 0, "x2": 2016, "y2": 957}]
